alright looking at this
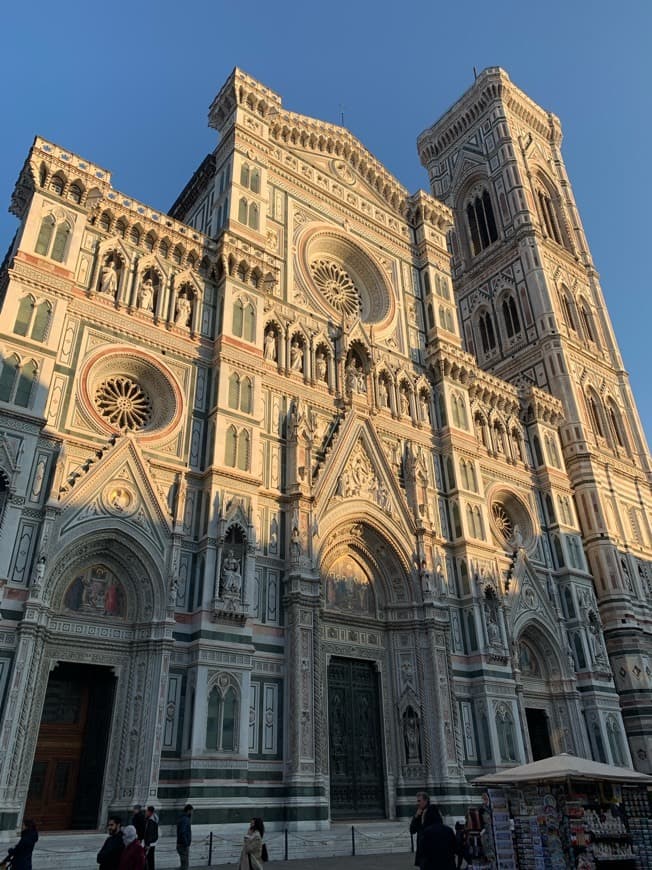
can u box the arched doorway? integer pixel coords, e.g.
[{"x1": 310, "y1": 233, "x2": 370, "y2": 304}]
[
  {"x1": 319, "y1": 519, "x2": 413, "y2": 819},
  {"x1": 517, "y1": 627, "x2": 568, "y2": 761},
  {"x1": 13, "y1": 533, "x2": 170, "y2": 831}
]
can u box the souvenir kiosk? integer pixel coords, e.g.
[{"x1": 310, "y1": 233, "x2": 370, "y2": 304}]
[{"x1": 473, "y1": 754, "x2": 652, "y2": 870}]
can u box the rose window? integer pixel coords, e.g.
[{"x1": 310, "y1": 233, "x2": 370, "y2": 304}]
[
  {"x1": 310, "y1": 259, "x2": 360, "y2": 317},
  {"x1": 492, "y1": 503, "x2": 513, "y2": 540},
  {"x1": 94, "y1": 376, "x2": 152, "y2": 431}
]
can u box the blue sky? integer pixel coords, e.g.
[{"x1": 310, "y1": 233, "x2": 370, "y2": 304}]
[{"x1": 1, "y1": 0, "x2": 650, "y2": 440}]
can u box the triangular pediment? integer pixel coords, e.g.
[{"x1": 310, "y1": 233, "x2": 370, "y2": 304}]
[
  {"x1": 507, "y1": 549, "x2": 561, "y2": 638},
  {"x1": 55, "y1": 436, "x2": 173, "y2": 554},
  {"x1": 314, "y1": 413, "x2": 414, "y2": 534}
]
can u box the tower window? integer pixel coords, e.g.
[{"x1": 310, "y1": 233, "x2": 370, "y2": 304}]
[
  {"x1": 466, "y1": 188, "x2": 498, "y2": 256},
  {"x1": 502, "y1": 295, "x2": 521, "y2": 338},
  {"x1": 478, "y1": 311, "x2": 496, "y2": 354}
]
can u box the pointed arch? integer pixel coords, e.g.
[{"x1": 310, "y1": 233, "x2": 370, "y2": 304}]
[{"x1": 13, "y1": 294, "x2": 35, "y2": 336}]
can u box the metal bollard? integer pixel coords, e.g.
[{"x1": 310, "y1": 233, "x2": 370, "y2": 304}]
[
  {"x1": 285, "y1": 828, "x2": 289, "y2": 861},
  {"x1": 351, "y1": 825, "x2": 356, "y2": 856},
  {"x1": 208, "y1": 831, "x2": 213, "y2": 866}
]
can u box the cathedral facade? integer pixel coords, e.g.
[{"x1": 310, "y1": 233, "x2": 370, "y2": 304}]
[{"x1": 0, "y1": 66, "x2": 650, "y2": 834}]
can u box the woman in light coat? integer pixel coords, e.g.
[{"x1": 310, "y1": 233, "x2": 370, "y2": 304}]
[{"x1": 239, "y1": 818, "x2": 265, "y2": 870}]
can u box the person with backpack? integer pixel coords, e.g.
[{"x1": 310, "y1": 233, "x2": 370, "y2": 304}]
[
  {"x1": 238, "y1": 817, "x2": 267, "y2": 870},
  {"x1": 143, "y1": 806, "x2": 159, "y2": 870}
]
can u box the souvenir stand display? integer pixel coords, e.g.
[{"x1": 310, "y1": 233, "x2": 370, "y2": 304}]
[{"x1": 473, "y1": 753, "x2": 652, "y2": 870}]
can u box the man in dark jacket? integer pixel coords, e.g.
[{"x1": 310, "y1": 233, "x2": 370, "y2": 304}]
[
  {"x1": 420, "y1": 817, "x2": 457, "y2": 870},
  {"x1": 144, "y1": 805, "x2": 159, "y2": 870},
  {"x1": 97, "y1": 816, "x2": 124, "y2": 870},
  {"x1": 176, "y1": 804, "x2": 193, "y2": 870},
  {"x1": 131, "y1": 805, "x2": 146, "y2": 842},
  {"x1": 409, "y1": 792, "x2": 442, "y2": 870}
]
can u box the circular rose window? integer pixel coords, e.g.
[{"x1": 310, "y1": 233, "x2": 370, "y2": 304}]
[
  {"x1": 489, "y1": 489, "x2": 534, "y2": 550},
  {"x1": 79, "y1": 348, "x2": 182, "y2": 439},
  {"x1": 297, "y1": 226, "x2": 395, "y2": 328},
  {"x1": 95, "y1": 376, "x2": 152, "y2": 431}
]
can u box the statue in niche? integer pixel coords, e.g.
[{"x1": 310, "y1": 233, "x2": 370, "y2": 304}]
[
  {"x1": 290, "y1": 526, "x2": 302, "y2": 559},
  {"x1": 403, "y1": 708, "x2": 422, "y2": 763},
  {"x1": 587, "y1": 611, "x2": 608, "y2": 665},
  {"x1": 400, "y1": 391, "x2": 410, "y2": 417},
  {"x1": 137, "y1": 276, "x2": 155, "y2": 311},
  {"x1": 99, "y1": 258, "x2": 119, "y2": 296},
  {"x1": 345, "y1": 359, "x2": 365, "y2": 395},
  {"x1": 315, "y1": 351, "x2": 327, "y2": 382},
  {"x1": 221, "y1": 550, "x2": 242, "y2": 594},
  {"x1": 32, "y1": 554, "x2": 46, "y2": 586},
  {"x1": 290, "y1": 341, "x2": 304, "y2": 372},
  {"x1": 269, "y1": 517, "x2": 278, "y2": 554},
  {"x1": 420, "y1": 393, "x2": 430, "y2": 422},
  {"x1": 264, "y1": 329, "x2": 277, "y2": 361},
  {"x1": 378, "y1": 379, "x2": 389, "y2": 409},
  {"x1": 175, "y1": 292, "x2": 192, "y2": 327}
]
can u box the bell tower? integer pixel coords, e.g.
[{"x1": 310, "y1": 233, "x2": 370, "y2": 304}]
[{"x1": 418, "y1": 67, "x2": 652, "y2": 772}]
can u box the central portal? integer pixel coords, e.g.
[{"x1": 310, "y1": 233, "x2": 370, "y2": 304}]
[
  {"x1": 328, "y1": 657, "x2": 385, "y2": 818},
  {"x1": 25, "y1": 662, "x2": 116, "y2": 830}
]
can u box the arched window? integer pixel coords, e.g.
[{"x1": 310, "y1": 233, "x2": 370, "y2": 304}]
[
  {"x1": 236, "y1": 430, "x2": 250, "y2": 471},
  {"x1": 532, "y1": 435, "x2": 544, "y2": 466},
  {"x1": 563, "y1": 588, "x2": 575, "y2": 618},
  {"x1": 545, "y1": 433, "x2": 561, "y2": 468},
  {"x1": 502, "y1": 295, "x2": 521, "y2": 338},
  {"x1": 14, "y1": 359, "x2": 38, "y2": 407},
  {"x1": 31, "y1": 301, "x2": 52, "y2": 342},
  {"x1": 426, "y1": 303, "x2": 434, "y2": 330},
  {"x1": 423, "y1": 271, "x2": 431, "y2": 295},
  {"x1": 225, "y1": 426, "x2": 237, "y2": 467},
  {"x1": 248, "y1": 203, "x2": 259, "y2": 231},
  {"x1": 51, "y1": 223, "x2": 71, "y2": 262},
  {"x1": 573, "y1": 633, "x2": 587, "y2": 669},
  {"x1": 228, "y1": 373, "x2": 240, "y2": 409},
  {"x1": 459, "y1": 560, "x2": 469, "y2": 596},
  {"x1": 606, "y1": 401, "x2": 627, "y2": 449},
  {"x1": 49, "y1": 174, "x2": 64, "y2": 195},
  {"x1": 115, "y1": 218, "x2": 128, "y2": 240},
  {"x1": 130, "y1": 226, "x2": 141, "y2": 246},
  {"x1": 173, "y1": 245, "x2": 184, "y2": 265},
  {"x1": 68, "y1": 183, "x2": 83, "y2": 204},
  {"x1": 466, "y1": 188, "x2": 498, "y2": 255},
  {"x1": 144, "y1": 232, "x2": 156, "y2": 252},
  {"x1": 559, "y1": 290, "x2": 577, "y2": 332},
  {"x1": 35, "y1": 216, "x2": 55, "y2": 256},
  {"x1": 240, "y1": 164, "x2": 250, "y2": 188},
  {"x1": 536, "y1": 182, "x2": 565, "y2": 247},
  {"x1": 451, "y1": 502, "x2": 462, "y2": 538},
  {"x1": 586, "y1": 391, "x2": 605, "y2": 438},
  {"x1": 238, "y1": 198, "x2": 248, "y2": 224},
  {"x1": 232, "y1": 299, "x2": 244, "y2": 337},
  {"x1": 99, "y1": 212, "x2": 112, "y2": 232},
  {"x1": 579, "y1": 301, "x2": 597, "y2": 344},
  {"x1": 159, "y1": 240, "x2": 169, "y2": 258},
  {"x1": 545, "y1": 494, "x2": 555, "y2": 525},
  {"x1": 243, "y1": 303, "x2": 255, "y2": 342},
  {"x1": 446, "y1": 456, "x2": 456, "y2": 490},
  {"x1": 0, "y1": 355, "x2": 20, "y2": 402},
  {"x1": 250, "y1": 169, "x2": 260, "y2": 194},
  {"x1": 13, "y1": 295, "x2": 34, "y2": 336},
  {"x1": 478, "y1": 310, "x2": 496, "y2": 354},
  {"x1": 552, "y1": 535, "x2": 565, "y2": 569},
  {"x1": 206, "y1": 683, "x2": 239, "y2": 752},
  {"x1": 240, "y1": 377, "x2": 253, "y2": 414}
]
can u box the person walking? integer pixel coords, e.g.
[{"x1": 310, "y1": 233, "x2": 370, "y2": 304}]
[
  {"x1": 1, "y1": 818, "x2": 38, "y2": 870},
  {"x1": 238, "y1": 818, "x2": 265, "y2": 870},
  {"x1": 118, "y1": 825, "x2": 146, "y2": 870},
  {"x1": 143, "y1": 805, "x2": 159, "y2": 870},
  {"x1": 97, "y1": 817, "x2": 124, "y2": 870},
  {"x1": 454, "y1": 821, "x2": 467, "y2": 870},
  {"x1": 409, "y1": 792, "x2": 441, "y2": 870},
  {"x1": 176, "y1": 804, "x2": 193, "y2": 870},
  {"x1": 421, "y1": 814, "x2": 457, "y2": 870},
  {"x1": 131, "y1": 805, "x2": 146, "y2": 842}
]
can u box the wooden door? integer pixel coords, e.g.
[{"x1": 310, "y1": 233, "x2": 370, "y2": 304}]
[
  {"x1": 328, "y1": 657, "x2": 385, "y2": 818},
  {"x1": 25, "y1": 672, "x2": 90, "y2": 830}
]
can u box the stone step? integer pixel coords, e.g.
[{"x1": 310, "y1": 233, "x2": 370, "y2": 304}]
[{"x1": 29, "y1": 822, "x2": 412, "y2": 869}]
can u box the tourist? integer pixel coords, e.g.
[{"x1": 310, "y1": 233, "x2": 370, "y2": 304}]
[
  {"x1": 454, "y1": 821, "x2": 468, "y2": 870},
  {"x1": 144, "y1": 806, "x2": 159, "y2": 870},
  {"x1": 97, "y1": 816, "x2": 124, "y2": 870},
  {"x1": 131, "y1": 805, "x2": 146, "y2": 842},
  {"x1": 420, "y1": 813, "x2": 457, "y2": 870},
  {"x1": 118, "y1": 825, "x2": 145, "y2": 870},
  {"x1": 176, "y1": 804, "x2": 193, "y2": 870},
  {"x1": 239, "y1": 817, "x2": 265, "y2": 870},
  {"x1": 409, "y1": 792, "x2": 441, "y2": 870},
  {"x1": 1, "y1": 818, "x2": 38, "y2": 870}
]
